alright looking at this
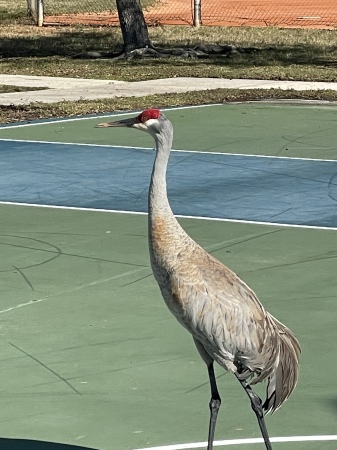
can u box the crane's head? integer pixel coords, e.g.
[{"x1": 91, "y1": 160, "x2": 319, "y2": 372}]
[{"x1": 95, "y1": 108, "x2": 165, "y2": 136}]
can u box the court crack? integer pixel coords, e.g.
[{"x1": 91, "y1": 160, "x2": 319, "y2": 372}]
[
  {"x1": 7, "y1": 341, "x2": 81, "y2": 395},
  {"x1": 12, "y1": 265, "x2": 35, "y2": 291}
]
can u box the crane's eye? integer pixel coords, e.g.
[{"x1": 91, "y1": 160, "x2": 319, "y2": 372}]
[{"x1": 136, "y1": 112, "x2": 149, "y2": 123}]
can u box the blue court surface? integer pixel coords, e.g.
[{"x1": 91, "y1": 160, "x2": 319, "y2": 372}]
[{"x1": 1, "y1": 140, "x2": 337, "y2": 228}]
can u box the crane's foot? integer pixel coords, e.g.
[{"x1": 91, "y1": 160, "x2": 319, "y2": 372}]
[
  {"x1": 239, "y1": 381, "x2": 273, "y2": 450},
  {"x1": 207, "y1": 397, "x2": 221, "y2": 450}
]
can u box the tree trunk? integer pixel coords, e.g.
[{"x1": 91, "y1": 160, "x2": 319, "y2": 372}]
[{"x1": 116, "y1": 0, "x2": 152, "y2": 53}]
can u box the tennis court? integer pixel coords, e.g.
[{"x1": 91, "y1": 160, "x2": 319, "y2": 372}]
[{"x1": 0, "y1": 103, "x2": 336, "y2": 450}]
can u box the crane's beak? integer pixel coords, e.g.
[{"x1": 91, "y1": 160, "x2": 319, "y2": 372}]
[{"x1": 95, "y1": 116, "x2": 137, "y2": 128}]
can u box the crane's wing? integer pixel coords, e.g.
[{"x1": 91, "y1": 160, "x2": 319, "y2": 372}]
[{"x1": 167, "y1": 244, "x2": 278, "y2": 378}]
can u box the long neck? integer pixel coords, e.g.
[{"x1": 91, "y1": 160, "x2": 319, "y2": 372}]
[
  {"x1": 148, "y1": 122, "x2": 190, "y2": 272},
  {"x1": 148, "y1": 127, "x2": 173, "y2": 218}
]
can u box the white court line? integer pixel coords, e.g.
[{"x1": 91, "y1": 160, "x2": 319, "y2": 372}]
[
  {"x1": 0, "y1": 104, "x2": 222, "y2": 130},
  {"x1": 1, "y1": 138, "x2": 337, "y2": 163},
  {"x1": 0, "y1": 267, "x2": 148, "y2": 315},
  {"x1": 1, "y1": 201, "x2": 337, "y2": 231},
  {"x1": 133, "y1": 435, "x2": 337, "y2": 450},
  {"x1": 0, "y1": 138, "x2": 149, "y2": 150}
]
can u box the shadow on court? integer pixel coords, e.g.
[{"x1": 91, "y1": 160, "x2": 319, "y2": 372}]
[{"x1": 0, "y1": 438, "x2": 96, "y2": 450}]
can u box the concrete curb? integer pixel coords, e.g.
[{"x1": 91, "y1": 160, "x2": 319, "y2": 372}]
[{"x1": 1, "y1": 75, "x2": 337, "y2": 106}]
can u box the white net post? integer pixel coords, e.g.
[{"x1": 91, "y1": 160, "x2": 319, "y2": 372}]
[
  {"x1": 37, "y1": 0, "x2": 44, "y2": 26},
  {"x1": 193, "y1": 0, "x2": 201, "y2": 27},
  {"x1": 27, "y1": 0, "x2": 44, "y2": 26}
]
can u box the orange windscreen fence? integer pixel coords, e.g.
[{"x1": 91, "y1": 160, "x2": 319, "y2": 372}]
[{"x1": 42, "y1": 0, "x2": 337, "y2": 28}]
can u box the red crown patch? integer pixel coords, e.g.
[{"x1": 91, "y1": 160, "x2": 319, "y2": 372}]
[{"x1": 137, "y1": 108, "x2": 161, "y2": 123}]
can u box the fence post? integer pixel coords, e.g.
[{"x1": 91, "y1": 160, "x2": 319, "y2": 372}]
[
  {"x1": 193, "y1": 0, "x2": 201, "y2": 27},
  {"x1": 37, "y1": 0, "x2": 44, "y2": 26}
]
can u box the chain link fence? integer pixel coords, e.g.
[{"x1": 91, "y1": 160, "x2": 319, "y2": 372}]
[{"x1": 30, "y1": 0, "x2": 337, "y2": 28}]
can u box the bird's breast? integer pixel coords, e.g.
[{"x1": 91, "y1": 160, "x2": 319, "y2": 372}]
[
  {"x1": 149, "y1": 214, "x2": 191, "y2": 267},
  {"x1": 149, "y1": 215, "x2": 194, "y2": 320}
]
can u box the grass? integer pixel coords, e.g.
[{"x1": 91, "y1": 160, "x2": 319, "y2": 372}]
[
  {"x1": 2, "y1": 24, "x2": 337, "y2": 80},
  {"x1": 0, "y1": 85, "x2": 47, "y2": 93},
  {"x1": 1, "y1": 12, "x2": 337, "y2": 123}
]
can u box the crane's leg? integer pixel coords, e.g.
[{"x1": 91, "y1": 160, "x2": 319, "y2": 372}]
[
  {"x1": 207, "y1": 362, "x2": 221, "y2": 450},
  {"x1": 236, "y1": 377, "x2": 272, "y2": 450},
  {"x1": 193, "y1": 338, "x2": 221, "y2": 450}
]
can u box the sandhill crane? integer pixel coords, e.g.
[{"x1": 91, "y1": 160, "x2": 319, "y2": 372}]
[{"x1": 96, "y1": 109, "x2": 301, "y2": 450}]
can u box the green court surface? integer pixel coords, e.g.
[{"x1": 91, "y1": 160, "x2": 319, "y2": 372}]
[
  {"x1": 1, "y1": 102, "x2": 337, "y2": 159},
  {"x1": 0, "y1": 103, "x2": 336, "y2": 450}
]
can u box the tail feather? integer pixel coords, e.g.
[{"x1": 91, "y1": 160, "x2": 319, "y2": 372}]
[{"x1": 263, "y1": 320, "x2": 301, "y2": 414}]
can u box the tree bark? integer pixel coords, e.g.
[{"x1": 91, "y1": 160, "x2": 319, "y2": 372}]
[{"x1": 116, "y1": 0, "x2": 152, "y2": 53}]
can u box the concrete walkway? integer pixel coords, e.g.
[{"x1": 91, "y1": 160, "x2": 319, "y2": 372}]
[{"x1": 1, "y1": 74, "x2": 337, "y2": 105}]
